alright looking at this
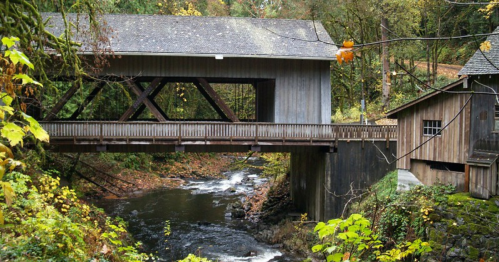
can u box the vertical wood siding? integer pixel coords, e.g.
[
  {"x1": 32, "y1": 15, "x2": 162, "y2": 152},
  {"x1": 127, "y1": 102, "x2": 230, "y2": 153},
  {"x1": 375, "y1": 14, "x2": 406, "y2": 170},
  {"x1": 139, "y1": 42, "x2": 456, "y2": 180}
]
[
  {"x1": 469, "y1": 75, "x2": 499, "y2": 152},
  {"x1": 395, "y1": 91, "x2": 471, "y2": 170},
  {"x1": 99, "y1": 56, "x2": 331, "y2": 124},
  {"x1": 469, "y1": 163, "x2": 498, "y2": 199},
  {"x1": 410, "y1": 160, "x2": 465, "y2": 191}
]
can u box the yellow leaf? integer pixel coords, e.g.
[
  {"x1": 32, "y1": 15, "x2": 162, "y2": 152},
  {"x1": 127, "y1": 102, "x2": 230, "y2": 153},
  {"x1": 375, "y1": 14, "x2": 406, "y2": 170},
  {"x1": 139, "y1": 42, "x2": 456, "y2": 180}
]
[
  {"x1": 0, "y1": 209, "x2": 3, "y2": 225},
  {"x1": 1, "y1": 182, "x2": 15, "y2": 205},
  {"x1": 0, "y1": 143, "x2": 13, "y2": 159},
  {"x1": 480, "y1": 41, "x2": 492, "y2": 52}
]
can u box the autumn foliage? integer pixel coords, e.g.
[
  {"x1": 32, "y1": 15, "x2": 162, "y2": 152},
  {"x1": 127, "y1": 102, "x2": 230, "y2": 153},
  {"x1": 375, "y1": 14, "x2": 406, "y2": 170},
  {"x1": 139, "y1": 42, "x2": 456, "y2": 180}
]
[{"x1": 336, "y1": 40, "x2": 355, "y2": 65}]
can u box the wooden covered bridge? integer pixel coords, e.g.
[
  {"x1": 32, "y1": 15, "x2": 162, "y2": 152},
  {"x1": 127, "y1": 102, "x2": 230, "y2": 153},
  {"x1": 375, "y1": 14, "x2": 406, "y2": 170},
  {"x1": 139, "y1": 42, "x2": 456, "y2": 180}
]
[{"x1": 38, "y1": 14, "x2": 397, "y2": 220}]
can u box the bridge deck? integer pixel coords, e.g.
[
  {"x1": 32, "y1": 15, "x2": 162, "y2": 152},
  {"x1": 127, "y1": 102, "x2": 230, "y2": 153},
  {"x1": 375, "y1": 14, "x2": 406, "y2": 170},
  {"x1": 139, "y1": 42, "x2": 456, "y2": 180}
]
[{"x1": 41, "y1": 122, "x2": 396, "y2": 148}]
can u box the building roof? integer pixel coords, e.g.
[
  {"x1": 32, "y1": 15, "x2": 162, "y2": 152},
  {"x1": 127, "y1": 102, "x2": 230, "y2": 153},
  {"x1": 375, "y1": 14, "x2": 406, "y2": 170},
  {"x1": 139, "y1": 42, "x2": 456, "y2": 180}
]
[
  {"x1": 467, "y1": 150, "x2": 499, "y2": 167},
  {"x1": 458, "y1": 27, "x2": 499, "y2": 76},
  {"x1": 385, "y1": 78, "x2": 466, "y2": 119},
  {"x1": 43, "y1": 13, "x2": 337, "y2": 60}
]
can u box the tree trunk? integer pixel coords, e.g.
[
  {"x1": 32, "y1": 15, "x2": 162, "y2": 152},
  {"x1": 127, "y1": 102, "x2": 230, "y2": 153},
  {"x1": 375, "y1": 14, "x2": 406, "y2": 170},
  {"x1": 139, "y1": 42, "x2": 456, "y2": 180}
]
[{"x1": 381, "y1": 17, "x2": 390, "y2": 111}]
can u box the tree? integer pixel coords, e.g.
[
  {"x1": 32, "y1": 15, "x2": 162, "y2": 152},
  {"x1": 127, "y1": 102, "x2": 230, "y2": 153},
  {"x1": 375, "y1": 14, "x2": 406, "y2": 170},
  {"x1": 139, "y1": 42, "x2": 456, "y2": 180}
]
[
  {"x1": 0, "y1": 36, "x2": 50, "y2": 224},
  {"x1": 0, "y1": 0, "x2": 111, "y2": 91}
]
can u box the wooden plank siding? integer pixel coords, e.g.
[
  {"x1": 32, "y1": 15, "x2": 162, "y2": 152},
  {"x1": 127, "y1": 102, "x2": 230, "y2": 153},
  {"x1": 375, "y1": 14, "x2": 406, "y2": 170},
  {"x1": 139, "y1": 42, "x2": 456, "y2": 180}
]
[
  {"x1": 469, "y1": 75, "x2": 499, "y2": 152},
  {"x1": 470, "y1": 163, "x2": 498, "y2": 199},
  {"x1": 395, "y1": 91, "x2": 471, "y2": 170},
  {"x1": 97, "y1": 56, "x2": 331, "y2": 124},
  {"x1": 411, "y1": 160, "x2": 465, "y2": 191}
]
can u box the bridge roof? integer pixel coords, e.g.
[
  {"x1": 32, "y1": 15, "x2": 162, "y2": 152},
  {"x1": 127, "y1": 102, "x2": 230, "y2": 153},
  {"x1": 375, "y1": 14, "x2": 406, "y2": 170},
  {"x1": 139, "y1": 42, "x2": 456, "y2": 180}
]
[
  {"x1": 44, "y1": 13, "x2": 337, "y2": 61},
  {"x1": 459, "y1": 26, "x2": 499, "y2": 76}
]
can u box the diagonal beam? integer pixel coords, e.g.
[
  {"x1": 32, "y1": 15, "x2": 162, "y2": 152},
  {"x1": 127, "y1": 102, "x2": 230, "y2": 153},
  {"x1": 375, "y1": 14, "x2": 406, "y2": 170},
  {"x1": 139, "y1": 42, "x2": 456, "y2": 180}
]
[
  {"x1": 119, "y1": 78, "x2": 167, "y2": 122},
  {"x1": 130, "y1": 80, "x2": 169, "y2": 120},
  {"x1": 193, "y1": 81, "x2": 229, "y2": 121},
  {"x1": 194, "y1": 78, "x2": 239, "y2": 122},
  {"x1": 70, "y1": 82, "x2": 106, "y2": 120},
  {"x1": 44, "y1": 82, "x2": 81, "y2": 121}
]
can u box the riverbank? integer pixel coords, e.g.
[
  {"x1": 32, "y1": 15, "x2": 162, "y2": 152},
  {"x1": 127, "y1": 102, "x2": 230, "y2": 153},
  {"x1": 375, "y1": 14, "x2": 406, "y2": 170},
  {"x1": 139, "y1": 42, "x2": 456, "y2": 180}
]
[{"x1": 49, "y1": 152, "x2": 234, "y2": 199}]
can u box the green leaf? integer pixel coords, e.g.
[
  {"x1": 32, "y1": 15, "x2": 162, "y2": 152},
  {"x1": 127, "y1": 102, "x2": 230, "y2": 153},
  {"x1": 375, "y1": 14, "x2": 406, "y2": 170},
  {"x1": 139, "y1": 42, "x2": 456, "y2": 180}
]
[
  {"x1": 1, "y1": 122, "x2": 25, "y2": 147},
  {"x1": 5, "y1": 49, "x2": 34, "y2": 69},
  {"x1": 314, "y1": 221, "x2": 326, "y2": 232},
  {"x1": 312, "y1": 244, "x2": 324, "y2": 252},
  {"x1": 1, "y1": 93, "x2": 13, "y2": 107},
  {"x1": 12, "y1": 74, "x2": 42, "y2": 86},
  {"x1": 1, "y1": 37, "x2": 19, "y2": 49},
  {"x1": 329, "y1": 253, "x2": 343, "y2": 262},
  {"x1": 0, "y1": 106, "x2": 15, "y2": 117},
  {"x1": 350, "y1": 214, "x2": 363, "y2": 221},
  {"x1": 22, "y1": 113, "x2": 49, "y2": 142},
  {"x1": 1, "y1": 181, "x2": 15, "y2": 205}
]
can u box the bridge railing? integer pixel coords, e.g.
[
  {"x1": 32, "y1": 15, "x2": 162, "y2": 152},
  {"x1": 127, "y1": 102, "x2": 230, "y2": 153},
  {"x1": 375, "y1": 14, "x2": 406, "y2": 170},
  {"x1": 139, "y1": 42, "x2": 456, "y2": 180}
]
[{"x1": 40, "y1": 121, "x2": 397, "y2": 142}]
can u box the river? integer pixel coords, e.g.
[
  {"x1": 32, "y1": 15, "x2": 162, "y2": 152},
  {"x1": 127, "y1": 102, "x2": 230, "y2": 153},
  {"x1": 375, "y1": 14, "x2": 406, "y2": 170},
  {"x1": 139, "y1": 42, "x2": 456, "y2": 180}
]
[{"x1": 95, "y1": 162, "x2": 300, "y2": 261}]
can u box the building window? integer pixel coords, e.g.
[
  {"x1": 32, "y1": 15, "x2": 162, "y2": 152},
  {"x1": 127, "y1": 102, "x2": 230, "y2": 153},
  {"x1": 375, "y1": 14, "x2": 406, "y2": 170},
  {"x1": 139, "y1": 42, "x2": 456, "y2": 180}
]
[
  {"x1": 423, "y1": 120, "x2": 442, "y2": 136},
  {"x1": 427, "y1": 161, "x2": 465, "y2": 172},
  {"x1": 495, "y1": 104, "x2": 499, "y2": 131}
]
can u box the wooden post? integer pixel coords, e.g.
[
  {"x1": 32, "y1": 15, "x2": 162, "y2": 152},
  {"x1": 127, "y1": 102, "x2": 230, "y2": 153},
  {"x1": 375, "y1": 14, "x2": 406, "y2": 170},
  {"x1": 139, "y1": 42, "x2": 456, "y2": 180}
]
[{"x1": 465, "y1": 164, "x2": 470, "y2": 192}]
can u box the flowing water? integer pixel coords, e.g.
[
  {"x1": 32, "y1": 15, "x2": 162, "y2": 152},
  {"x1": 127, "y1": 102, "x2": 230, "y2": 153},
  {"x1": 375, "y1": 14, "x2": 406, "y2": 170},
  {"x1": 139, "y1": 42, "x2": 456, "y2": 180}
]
[{"x1": 96, "y1": 160, "x2": 299, "y2": 262}]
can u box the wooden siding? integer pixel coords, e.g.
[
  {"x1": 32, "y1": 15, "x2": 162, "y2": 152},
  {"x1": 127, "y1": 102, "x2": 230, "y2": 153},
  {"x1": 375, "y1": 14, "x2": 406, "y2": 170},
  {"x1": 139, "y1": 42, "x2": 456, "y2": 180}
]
[
  {"x1": 98, "y1": 56, "x2": 331, "y2": 124},
  {"x1": 410, "y1": 160, "x2": 465, "y2": 191},
  {"x1": 395, "y1": 90, "x2": 471, "y2": 169},
  {"x1": 470, "y1": 162, "x2": 498, "y2": 199},
  {"x1": 469, "y1": 75, "x2": 499, "y2": 153}
]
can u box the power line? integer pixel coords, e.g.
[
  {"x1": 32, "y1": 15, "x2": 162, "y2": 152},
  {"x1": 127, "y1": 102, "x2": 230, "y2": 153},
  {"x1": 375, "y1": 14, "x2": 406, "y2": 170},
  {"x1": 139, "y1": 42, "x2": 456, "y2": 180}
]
[
  {"x1": 394, "y1": 61, "x2": 499, "y2": 96},
  {"x1": 264, "y1": 22, "x2": 499, "y2": 48},
  {"x1": 354, "y1": 33, "x2": 498, "y2": 47},
  {"x1": 444, "y1": 0, "x2": 492, "y2": 5}
]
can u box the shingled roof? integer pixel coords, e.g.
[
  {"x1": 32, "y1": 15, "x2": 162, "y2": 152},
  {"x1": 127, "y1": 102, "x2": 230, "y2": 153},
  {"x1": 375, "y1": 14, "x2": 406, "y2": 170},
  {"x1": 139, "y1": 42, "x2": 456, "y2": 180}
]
[
  {"x1": 44, "y1": 13, "x2": 337, "y2": 60},
  {"x1": 459, "y1": 27, "x2": 499, "y2": 76}
]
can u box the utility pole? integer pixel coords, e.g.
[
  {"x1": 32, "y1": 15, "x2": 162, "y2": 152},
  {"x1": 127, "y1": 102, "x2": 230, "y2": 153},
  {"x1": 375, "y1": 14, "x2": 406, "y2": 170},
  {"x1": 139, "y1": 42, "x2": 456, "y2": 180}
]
[{"x1": 381, "y1": 16, "x2": 390, "y2": 112}]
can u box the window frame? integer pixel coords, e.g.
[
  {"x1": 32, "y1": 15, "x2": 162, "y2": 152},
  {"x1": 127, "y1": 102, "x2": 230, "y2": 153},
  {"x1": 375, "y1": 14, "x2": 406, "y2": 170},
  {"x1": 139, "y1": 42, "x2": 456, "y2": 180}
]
[{"x1": 422, "y1": 120, "x2": 442, "y2": 137}]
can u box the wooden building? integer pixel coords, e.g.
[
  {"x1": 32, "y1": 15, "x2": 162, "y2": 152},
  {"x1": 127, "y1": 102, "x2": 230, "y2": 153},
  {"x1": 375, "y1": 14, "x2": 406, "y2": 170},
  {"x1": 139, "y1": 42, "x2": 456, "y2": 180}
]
[
  {"x1": 44, "y1": 13, "x2": 337, "y2": 124},
  {"x1": 387, "y1": 28, "x2": 499, "y2": 199}
]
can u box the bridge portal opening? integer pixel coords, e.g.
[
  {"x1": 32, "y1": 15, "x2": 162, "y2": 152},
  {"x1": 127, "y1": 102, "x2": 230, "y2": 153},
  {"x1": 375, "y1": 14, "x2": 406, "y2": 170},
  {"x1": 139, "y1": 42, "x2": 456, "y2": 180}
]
[{"x1": 40, "y1": 78, "x2": 275, "y2": 123}]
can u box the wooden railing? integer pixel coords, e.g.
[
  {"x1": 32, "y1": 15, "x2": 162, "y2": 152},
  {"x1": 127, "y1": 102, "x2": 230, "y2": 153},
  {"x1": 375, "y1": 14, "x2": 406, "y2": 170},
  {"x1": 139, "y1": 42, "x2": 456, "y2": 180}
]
[{"x1": 40, "y1": 121, "x2": 396, "y2": 145}]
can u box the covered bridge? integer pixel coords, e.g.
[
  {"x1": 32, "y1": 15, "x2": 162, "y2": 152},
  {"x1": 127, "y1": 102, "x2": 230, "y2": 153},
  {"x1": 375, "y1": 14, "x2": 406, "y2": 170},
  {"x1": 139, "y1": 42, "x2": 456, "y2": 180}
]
[
  {"x1": 43, "y1": 13, "x2": 337, "y2": 126},
  {"x1": 39, "y1": 14, "x2": 398, "y2": 220}
]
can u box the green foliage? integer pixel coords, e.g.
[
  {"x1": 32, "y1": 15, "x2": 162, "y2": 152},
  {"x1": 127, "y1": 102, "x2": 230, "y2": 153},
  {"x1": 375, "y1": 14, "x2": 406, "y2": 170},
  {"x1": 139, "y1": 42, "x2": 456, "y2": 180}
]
[
  {"x1": 312, "y1": 213, "x2": 432, "y2": 262},
  {"x1": 331, "y1": 106, "x2": 361, "y2": 123},
  {"x1": 376, "y1": 239, "x2": 432, "y2": 262},
  {"x1": 0, "y1": 37, "x2": 49, "y2": 225},
  {"x1": 1, "y1": 171, "x2": 150, "y2": 261},
  {"x1": 313, "y1": 214, "x2": 382, "y2": 262},
  {"x1": 178, "y1": 254, "x2": 213, "y2": 262},
  {"x1": 98, "y1": 153, "x2": 153, "y2": 171},
  {"x1": 261, "y1": 153, "x2": 289, "y2": 178}
]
